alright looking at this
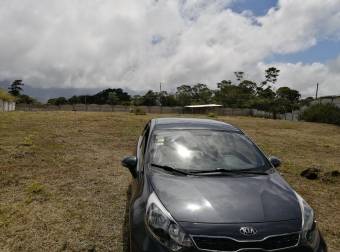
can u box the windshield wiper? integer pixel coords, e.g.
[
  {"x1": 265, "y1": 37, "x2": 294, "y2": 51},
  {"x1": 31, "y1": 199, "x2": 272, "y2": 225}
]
[
  {"x1": 190, "y1": 168, "x2": 268, "y2": 175},
  {"x1": 150, "y1": 163, "x2": 190, "y2": 176},
  {"x1": 232, "y1": 169, "x2": 269, "y2": 175}
]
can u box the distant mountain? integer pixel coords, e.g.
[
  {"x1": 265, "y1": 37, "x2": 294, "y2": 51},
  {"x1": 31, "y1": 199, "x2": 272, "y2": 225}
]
[{"x1": 0, "y1": 80, "x2": 143, "y2": 102}]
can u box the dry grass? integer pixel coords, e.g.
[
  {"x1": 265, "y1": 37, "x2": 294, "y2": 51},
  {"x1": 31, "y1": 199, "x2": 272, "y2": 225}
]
[{"x1": 0, "y1": 112, "x2": 339, "y2": 252}]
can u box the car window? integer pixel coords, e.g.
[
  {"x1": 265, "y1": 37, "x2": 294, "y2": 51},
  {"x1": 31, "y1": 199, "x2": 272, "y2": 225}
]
[
  {"x1": 138, "y1": 123, "x2": 150, "y2": 173},
  {"x1": 140, "y1": 124, "x2": 150, "y2": 154},
  {"x1": 149, "y1": 129, "x2": 269, "y2": 171}
]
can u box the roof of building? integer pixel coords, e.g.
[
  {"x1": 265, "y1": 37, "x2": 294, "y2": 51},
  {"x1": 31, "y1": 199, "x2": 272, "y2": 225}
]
[
  {"x1": 184, "y1": 104, "x2": 222, "y2": 108},
  {"x1": 152, "y1": 118, "x2": 240, "y2": 132},
  {"x1": 319, "y1": 95, "x2": 340, "y2": 99}
]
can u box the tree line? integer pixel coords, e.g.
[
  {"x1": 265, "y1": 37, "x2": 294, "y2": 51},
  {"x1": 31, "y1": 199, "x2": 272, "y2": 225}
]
[{"x1": 8, "y1": 67, "x2": 314, "y2": 116}]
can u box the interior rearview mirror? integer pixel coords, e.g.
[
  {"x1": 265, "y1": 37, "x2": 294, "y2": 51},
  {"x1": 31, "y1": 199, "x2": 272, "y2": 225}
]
[
  {"x1": 269, "y1": 156, "x2": 281, "y2": 168},
  {"x1": 121, "y1": 156, "x2": 137, "y2": 178}
]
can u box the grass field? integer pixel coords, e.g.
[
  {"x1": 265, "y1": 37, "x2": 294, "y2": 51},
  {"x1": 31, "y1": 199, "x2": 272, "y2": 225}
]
[{"x1": 0, "y1": 111, "x2": 339, "y2": 252}]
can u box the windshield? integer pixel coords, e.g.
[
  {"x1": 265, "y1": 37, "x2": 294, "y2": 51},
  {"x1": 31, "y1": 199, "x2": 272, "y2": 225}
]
[{"x1": 150, "y1": 130, "x2": 270, "y2": 172}]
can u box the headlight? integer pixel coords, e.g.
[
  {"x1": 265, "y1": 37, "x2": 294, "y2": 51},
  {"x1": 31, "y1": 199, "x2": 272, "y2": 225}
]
[
  {"x1": 295, "y1": 193, "x2": 318, "y2": 243},
  {"x1": 145, "y1": 192, "x2": 193, "y2": 251}
]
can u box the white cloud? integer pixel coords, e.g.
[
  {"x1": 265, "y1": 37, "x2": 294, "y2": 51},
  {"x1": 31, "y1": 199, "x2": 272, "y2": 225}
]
[
  {"x1": 0, "y1": 0, "x2": 339, "y2": 97},
  {"x1": 260, "y1": 58, "x2": 340, "y2": 97}
]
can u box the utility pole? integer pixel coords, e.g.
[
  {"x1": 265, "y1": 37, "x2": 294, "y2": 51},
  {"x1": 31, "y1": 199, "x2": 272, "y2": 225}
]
[
  {"x1": 159, "y1": 82, "x2": 162, "y2": 113},
  {"x1": 85, "y1": 95, "x2": 87, "y2": 111},
  {"x1": 315, "y1": 83, "x2": 319, "y2": 100}
]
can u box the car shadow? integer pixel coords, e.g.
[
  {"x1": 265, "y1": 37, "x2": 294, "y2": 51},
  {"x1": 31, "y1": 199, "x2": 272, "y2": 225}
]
[{"x1": 122, "y1": 184, "x2": 132, "y2": 252}]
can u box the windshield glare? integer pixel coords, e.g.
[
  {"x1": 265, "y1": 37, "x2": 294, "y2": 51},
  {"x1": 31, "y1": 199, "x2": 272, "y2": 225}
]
[{"x1": 150, "y1": 130, "x2": 269, "y2": 171}]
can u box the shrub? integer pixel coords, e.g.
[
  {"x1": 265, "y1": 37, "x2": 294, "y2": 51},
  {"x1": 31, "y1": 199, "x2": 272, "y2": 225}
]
[
  {"x1": 27, "y1": 182, "x2": 44, "y2": 194},
  {"x1": 26, "y1": 182, "x2": 49, "y2": 203},
  {"x1": 134, "y1": 107, "x2": 146, "y2": 115},
  {"x1": 23, "y1": 135, "x2": 34, "y2": 146},
  {"x1": 301, "y1": 103, "x2": 340, "y2": 126},
  {"x1": 207, "y1": 112, "x2": 217, "y2": 118},
  {"x1": 0, "y1": 89, "x2": 15, "y2": 102}
]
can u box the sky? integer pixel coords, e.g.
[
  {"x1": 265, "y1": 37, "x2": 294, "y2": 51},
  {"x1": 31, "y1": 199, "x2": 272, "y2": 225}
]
[{"x1": 0, "y1": 0, "x2": 340, "y2": 99}]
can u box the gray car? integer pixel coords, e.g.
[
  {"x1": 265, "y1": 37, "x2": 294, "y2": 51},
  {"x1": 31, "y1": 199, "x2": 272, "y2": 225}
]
[{"x1": 122, "y1": 118, "x2": 327, "y2": 252}]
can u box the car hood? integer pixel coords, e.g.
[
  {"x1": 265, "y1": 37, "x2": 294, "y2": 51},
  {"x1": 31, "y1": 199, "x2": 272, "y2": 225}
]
[{"x1": 149, "y1": 170, "x2": 301, "y2": 223}]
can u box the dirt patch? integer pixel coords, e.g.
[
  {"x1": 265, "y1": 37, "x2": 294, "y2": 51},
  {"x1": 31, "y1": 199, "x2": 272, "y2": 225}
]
[{"x1": 301, "y1": 167, "x2": 321, "y2": 180}]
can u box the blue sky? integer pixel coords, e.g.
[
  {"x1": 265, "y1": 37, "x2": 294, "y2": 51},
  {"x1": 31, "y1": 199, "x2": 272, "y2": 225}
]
[
  {"x1": 268, "y1": 40, "x2": 340, "y2": 64},
  {"x1": 231, "y1": 0, "x2": 340, "y2": 65},
  {"x1": 231, "y1": 0, "x2": 278, "y2": 16}
]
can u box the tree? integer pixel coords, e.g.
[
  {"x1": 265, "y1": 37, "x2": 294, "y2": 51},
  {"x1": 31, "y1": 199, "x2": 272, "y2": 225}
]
[
  {"x1": 68, "y1": 95, "x2": 80, "y2": 110},
  {"x1": 16, "y1": 94, "x2": 36, "y2": 104},
  {"x1": 131, "y1": 95, "x2": 144, "y2": 106},
  {"x1": 234, "y1": 71, "x2": 244, "y2": 82},
  {"x1": 80, "y1": 88, "x2": 130, "y2": 105},
  {"x1": 276, "y1": 87, "x2": 301, "y2": 114},
  {"x1": 55, "y1": 97, "x2": 67, "y2": 106},
  {"x1": 192, "y1": 83, "x2": 213, "y2": 104},
  {"x1": 257, "y1": 87, "x2": 276, "y2": 99},
  {"x1": 47, "y1": 97, "x2": 67, "y2": 106},
  {"x1": 263, "y1": 67, "x2": 280, "y2": 86},
  {"x1": 60, "y1": 88, "x2": 131, "y2": 105},
  {"x1": 276, "y1": 87, "x2": 301, "y2": 102},
  {"x1": 239, "y1": 80, "x2": 257, "y2": 95},
  {"x1": 300, "y1": 97, "x2": 314, "y2": 107},
  {"x1": 141, "y1": 90, "x2": 158, "y2": 106},
  {"x1": 215, "y1": 80, "x2": 256, "y2": 108},
  {"x1": 107, "y1": 91, "x2": 119, "y2": 105},
  {"x1": 236, "y1": 80, "x2": 258, "y2": 107},
  {"x1": 68, "y1": 95, "x2": 81, "y2": 104},
  {"x1": 255, "y1": 67, "x2": 281, "y2": 118},
  {"x1": 176, "y1": 85, "x2": 193, "y2": 106},
  {"x1": 39, "y1": 66, "x2": 306, "y2": 116},
  {"x1": 8, "y1": 80, "x2": 24, "y2": 96},
  {"x1": 217, "y1": 80, "x2": 232, "y2": 89},
  {"x1": 159, "y1": 91, "x2": 178, "y2": 107}
]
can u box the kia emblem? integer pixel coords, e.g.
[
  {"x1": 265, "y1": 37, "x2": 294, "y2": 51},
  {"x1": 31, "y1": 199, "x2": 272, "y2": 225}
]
[{"x1": 240, "y1": 226, "x2": 257, "y2": 236}]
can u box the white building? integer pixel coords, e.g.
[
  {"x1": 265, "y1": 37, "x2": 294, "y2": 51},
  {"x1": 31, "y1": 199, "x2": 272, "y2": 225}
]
[
  {"x1": 317, "y1": 96, "x2": 340, "y2": 108},
  {"x1": 0, "y1": 99, "x2": 16, "y2": 112}
]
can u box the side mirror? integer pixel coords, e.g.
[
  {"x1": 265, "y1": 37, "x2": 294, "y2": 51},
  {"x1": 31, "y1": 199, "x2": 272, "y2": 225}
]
[
  {"x1": 269, "y1": 156, "x2": 281, "y2": 168},
  {"x1": 122, "y1": 156, "x2": 137, "y2": 178}
]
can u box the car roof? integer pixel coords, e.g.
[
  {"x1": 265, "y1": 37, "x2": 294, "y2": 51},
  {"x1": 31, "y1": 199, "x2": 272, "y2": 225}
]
[{"x1": 152, "y1": 118, "x2": 241, "y2": 132}]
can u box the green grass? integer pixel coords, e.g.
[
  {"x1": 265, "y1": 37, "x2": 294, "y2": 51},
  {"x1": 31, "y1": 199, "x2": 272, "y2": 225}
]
[{"x1": 0, "y1": 112, "x2": 339, "y2": 251}]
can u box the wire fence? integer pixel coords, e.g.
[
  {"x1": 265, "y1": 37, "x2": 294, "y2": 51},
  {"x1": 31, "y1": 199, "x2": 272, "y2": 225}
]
[{"x1": 15, "y1": 103, "x2": 302, "y2": 121}]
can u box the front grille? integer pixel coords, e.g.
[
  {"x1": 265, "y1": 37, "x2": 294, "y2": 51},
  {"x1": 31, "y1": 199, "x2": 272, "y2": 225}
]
[{"x1": 193, "y1": 233, "x2": 300, "y2": 251}]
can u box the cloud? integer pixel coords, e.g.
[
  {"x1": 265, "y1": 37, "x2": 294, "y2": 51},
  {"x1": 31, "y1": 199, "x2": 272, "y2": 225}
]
[
  {"x1": 0, "y1": 0, "x2": 339, "y2": 97},
  {"x1": 260, "y1": 56, "x2": 340, "y2": 97}
]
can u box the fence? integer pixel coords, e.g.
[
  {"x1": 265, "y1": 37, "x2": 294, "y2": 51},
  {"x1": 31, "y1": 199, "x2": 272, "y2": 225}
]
[
  {"x1": 16, "y1": 104, "x2": 253, "y2": 116},
  {"x1": 15, "y1": 103, "x2": 301, "y2": 121},
  {"x1": 0, "y1": 99, "x2": 16, "y2": 112},
  {"x1": 277, "y1": 111, "x2": 301, "y2": 121}
]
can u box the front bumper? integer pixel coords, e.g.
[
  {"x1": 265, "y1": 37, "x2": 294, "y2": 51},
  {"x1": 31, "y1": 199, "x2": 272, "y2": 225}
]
[{"x1": 130, "y1": 229, "x2": 327, "y2": 252}]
